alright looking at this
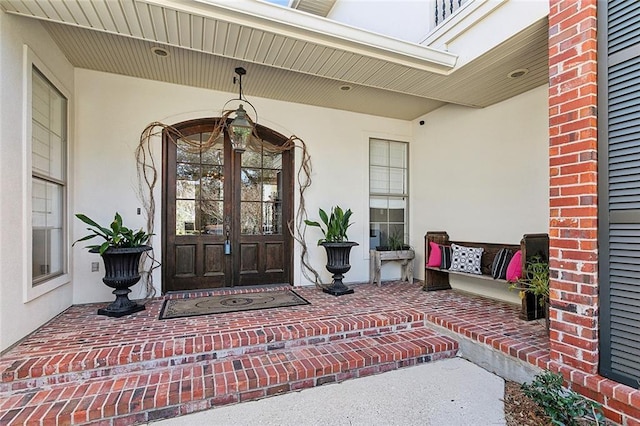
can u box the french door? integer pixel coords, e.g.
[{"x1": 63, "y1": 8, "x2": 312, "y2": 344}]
[{"x1": 163, "y1": 118, "x2": 293, "y2": 292}]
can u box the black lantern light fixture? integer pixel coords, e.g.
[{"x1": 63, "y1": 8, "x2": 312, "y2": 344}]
[{"x1": 225, "y1": 67, "x2": 257, "y2": 153}]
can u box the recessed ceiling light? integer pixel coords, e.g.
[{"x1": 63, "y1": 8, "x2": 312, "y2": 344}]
[
  {"x1": 151, "y1": 47, "x2": 169, "y2": 57},
  {"x1": 339, "y1": 85, "x2": 352, "y2": 91},
  {"x1": 508, "y1": 68, "x2": 529, "y2": 79}
]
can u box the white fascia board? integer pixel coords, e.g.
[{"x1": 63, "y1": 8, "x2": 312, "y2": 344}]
[
  {"x1": 420, "y1": 0, "x2": 498, "y2": 47},
  {"x1": 422, "y1": 0, "x2": 549, "y2": 56},
  {"x1": 149, "y1": 0, "x2": 458, "y2": 73}
]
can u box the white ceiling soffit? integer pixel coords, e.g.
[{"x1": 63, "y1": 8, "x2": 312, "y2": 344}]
[
  {"x1": 290, "y1": 0, "x2": 337, "y2": 17},
  {"x1": 0, "y1": 0, "x2": 456, "y2": 74},
  {"x1": 40, "y1": 22, "x2": 447, "y2": 120}
]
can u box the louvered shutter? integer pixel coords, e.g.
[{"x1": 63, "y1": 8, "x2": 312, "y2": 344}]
[{"x1": 599, "y1": 0, "x2": 640, "y2": 389}]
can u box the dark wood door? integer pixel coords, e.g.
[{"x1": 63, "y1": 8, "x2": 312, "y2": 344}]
[{"x1": 163, "y1": 119, "x2": 293, "y2": 292}]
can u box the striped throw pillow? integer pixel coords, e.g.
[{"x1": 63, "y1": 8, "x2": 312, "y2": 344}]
[
  {"x1": 440, "y1": 245, "x2": 452, "y2": 269},
  {"x1": 491, "y1": 248, "x2": 514, "y2": 280}
]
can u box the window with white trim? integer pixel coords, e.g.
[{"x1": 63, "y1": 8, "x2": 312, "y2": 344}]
[
  {"x1": 369, "y1": 138, "x2": 408, "y2": 250},
  {"x1": 31, "y1": 67, "x2": 67, "y2": 285}
]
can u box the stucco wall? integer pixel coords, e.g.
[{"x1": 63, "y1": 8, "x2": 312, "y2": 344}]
[
  {"x1": 73, "y1": 71, "x2": 548, "y2": 305},
  {"x1": 72, "y1": 69, "x2": 413, "y2": 303},
  {"x1": 327, "y1": 0, "x2": 431, "y2": 43},
  {"x1": 0, "y1": 12, "x2": 75, "y2": 351},
  {"x1": 411, "y1": 85, "x2": 549, "y2": 303}
]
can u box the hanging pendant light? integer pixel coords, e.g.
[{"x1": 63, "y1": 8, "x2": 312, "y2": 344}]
[
  {"x1": 223, "y1": 67, "x2": 257, "y2": 153},
  {"x1": 229, "y1": 105, "x2": 251, "y2": 153}
]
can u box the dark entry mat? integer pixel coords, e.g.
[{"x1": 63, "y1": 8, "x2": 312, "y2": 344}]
[{"x1": 159, "y1": 290, "x2": 310, "y2": 320}]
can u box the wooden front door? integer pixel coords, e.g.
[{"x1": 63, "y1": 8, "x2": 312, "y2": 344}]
[{"x1": 163, "y1": 118, "x2": 293, "y2": 292}]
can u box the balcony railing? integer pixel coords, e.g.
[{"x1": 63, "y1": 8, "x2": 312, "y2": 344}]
[{"x1": 434, "y1": 0, "x2": 467, "y2": 27}]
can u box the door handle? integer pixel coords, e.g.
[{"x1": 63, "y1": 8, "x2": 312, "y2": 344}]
[{"x1": 225, "y1": 230, "x2": 231, "y2": 255}]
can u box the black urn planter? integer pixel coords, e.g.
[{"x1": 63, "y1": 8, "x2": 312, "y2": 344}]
[
  {"x1": 91, "y1": 245, "x2": 152, "y2": 317},
  {"x1": 519, "y1": 291, "x2": 547, "y2": 321},
  {"x1": 545, "y1": 298, "x2": 550, "y2": 332},
  {"x1": 320, "y1": 241, "x2": 358, "y2": 296}
]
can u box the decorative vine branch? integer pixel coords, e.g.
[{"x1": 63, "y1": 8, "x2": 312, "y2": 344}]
[{"x1": 134, "y1": 118, "x2": 325, "y2": 298}]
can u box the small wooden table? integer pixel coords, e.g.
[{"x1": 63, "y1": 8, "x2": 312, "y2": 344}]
[{"x1": 369, "y1": 249, "x2": 415, "y2": 286}]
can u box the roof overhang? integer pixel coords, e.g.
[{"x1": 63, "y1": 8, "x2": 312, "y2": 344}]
[
  {"x1": 191, "y1": 0, "x2": 458, "y2": 73},
  {"x1": 0, "y1": 0, "x2": 548, "y2": 119},
  {"x1": 1, "y1": 0, "x2": 458, "y2": 74},
  {"x1": 289, "y1": 0, "x2": 337, "y2": 17}
]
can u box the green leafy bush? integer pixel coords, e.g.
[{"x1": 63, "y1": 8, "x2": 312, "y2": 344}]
[
  {"x1": 510, "y1": 255, "x2": 549, "y2": 307},
  {"x1": 521, "y1": 371, "x2": 605, "y2": 425}
]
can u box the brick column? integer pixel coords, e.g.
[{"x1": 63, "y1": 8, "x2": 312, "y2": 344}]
[{"x1": 548, "y1": 0, "x2": 598, "y2": 374}]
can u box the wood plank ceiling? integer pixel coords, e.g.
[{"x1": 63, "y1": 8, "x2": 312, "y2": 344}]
[{"x1": 0, "y1": 0, "x2": 548, "y2": 120}]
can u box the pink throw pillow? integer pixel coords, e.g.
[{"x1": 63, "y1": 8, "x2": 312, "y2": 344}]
[
  {"x1": 427, "y1": 242, "x2": 442, "y2": 267},
  {"x1": 506, "y1": 250, "x2": 523, "y2": 282}
]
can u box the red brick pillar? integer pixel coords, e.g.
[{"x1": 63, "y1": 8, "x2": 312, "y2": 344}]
[{"x1": 548, "y1": 0, "x2": 599, "y2": 374}]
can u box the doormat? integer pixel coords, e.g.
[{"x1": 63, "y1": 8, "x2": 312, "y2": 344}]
[{"x1": 159, "y1": 290, "x2": 310, "y2": 320}]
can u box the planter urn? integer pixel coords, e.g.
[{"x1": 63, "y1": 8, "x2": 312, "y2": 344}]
[
  {"x1": 91, "y1": 245, "x2": 152, "y2": 317},
  {"x1": 320, "y1": 241, "x2": 358, "y2": 296},
  {"x1": 519, "y1": 291, "x2": 546, "y2": 321}
]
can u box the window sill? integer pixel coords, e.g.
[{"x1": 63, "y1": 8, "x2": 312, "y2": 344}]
[{"x1": 24, "y1": 273, "x2": 70, "y2": 303}]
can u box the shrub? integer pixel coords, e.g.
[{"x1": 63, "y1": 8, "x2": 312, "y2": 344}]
[{"x1": 521, "y1": 371, "x2": 605, "y2": 425}]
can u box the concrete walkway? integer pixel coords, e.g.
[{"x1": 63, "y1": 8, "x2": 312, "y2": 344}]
[{"x1": 150, "y1": 357, "x2": 506, "y2": 426}]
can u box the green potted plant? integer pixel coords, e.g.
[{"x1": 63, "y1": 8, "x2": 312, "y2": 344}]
[
  {"x1": 376, "y1": 229, "x2": 411, "y2": 251},
  {"x1": 73, "y1": 212, "x2": 153, "y2": 317},
  {"x1": 511, "y1": 255, "x2": 549, "y2": 328},
  {"x1": 304, "y1": 206, "x2": 358, "y2": 296}
]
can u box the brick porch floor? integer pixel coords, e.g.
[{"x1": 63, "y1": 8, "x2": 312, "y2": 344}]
[{"x1": 0, "y1": 281, "x2": 549, "y2": 425}]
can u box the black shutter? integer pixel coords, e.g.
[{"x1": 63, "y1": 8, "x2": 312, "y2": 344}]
[
  {"x1": 599, "y1": 0, "x2": 640, "y2": 388},
  {"x1": 608, "y1": 1, "x2": 640, "y2": 55}
]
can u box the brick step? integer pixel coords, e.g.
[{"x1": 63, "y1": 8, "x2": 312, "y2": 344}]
[
  {"x1": 0, "y1": 327, "x2": 458, "y2": 425},
  {"x1": 0, "y1": 308, "x2": 428, "y2": 392}
]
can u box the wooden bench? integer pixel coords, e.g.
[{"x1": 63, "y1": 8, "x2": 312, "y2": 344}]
[
  {"x1": 369, "y1": 249, "x2": 415, "y2": 286},
  {"x1": 424, "y1": 232, "x2": 549, "y2": 321}
]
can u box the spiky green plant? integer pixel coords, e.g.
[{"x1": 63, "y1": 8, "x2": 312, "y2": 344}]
[
  {"x1": 509, "y1": 255, "x2": 550, "y2": 307},
  {"x1": 304, "y1": 206, "x2": 353, "y2": 245},
  {"x1": 387, "y1": 229, "x2": 407, "y2": 251},
  {"x1": 73, "y1": 212, "x2": 152, "y2": 255}
]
